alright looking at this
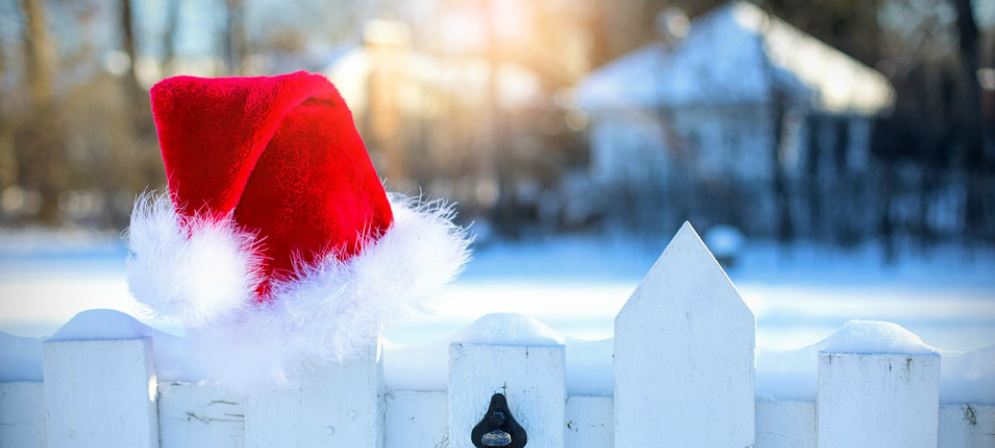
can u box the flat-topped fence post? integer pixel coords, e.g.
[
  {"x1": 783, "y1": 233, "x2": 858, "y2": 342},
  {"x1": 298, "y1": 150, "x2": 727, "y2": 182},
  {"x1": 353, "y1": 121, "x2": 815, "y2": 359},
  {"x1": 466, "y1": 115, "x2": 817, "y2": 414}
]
[
  {"x1": 157, "y1": 382, "x2": 245, "y2": 448},
  {"x1": 817, "y1": 352, "x2": 941, "y2": 448},
  {"x1": 43, "y1": 337, "x2": 160, "y2": 448},
  {"x1": 244, "y1": 340, "x2": 385, "y2": 447},
  {"x1": 614, "y1": 222, "x2": 756, "y2": 447},
  {"x1": 755, "y1": 400, "x2": 818, "y2": 448},
  {"x1": 0, "y1": 382, "x2": 46, "y2": 448},
  {"x1": 938, "y1": 404, "x2": 995, "y2": 448},
  {"x1": 448, "y1": 342, "x2": 566, "y2": 448}
]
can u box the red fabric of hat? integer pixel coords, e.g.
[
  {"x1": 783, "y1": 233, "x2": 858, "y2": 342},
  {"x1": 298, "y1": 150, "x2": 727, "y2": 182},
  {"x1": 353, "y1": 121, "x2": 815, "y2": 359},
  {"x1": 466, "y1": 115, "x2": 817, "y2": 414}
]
[
  {"x1": 126, "y1": 72, "x2": 471, "y2": 389},
  {"x1": 151, "y1": 71, "x2": 392, "y2": 296}
]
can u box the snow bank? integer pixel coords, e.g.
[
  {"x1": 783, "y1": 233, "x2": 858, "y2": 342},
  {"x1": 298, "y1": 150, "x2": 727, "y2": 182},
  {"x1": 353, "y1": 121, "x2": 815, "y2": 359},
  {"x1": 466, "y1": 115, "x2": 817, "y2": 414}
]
[
  {"x1": 936, "y1": 345, "x2": 995, "y2": 405},
  {"x1": 562, "y1": 337, "x2": 613, "y2": 396},
  {"x1": 0, "y1": 228, "x2": 124, "y2": 256},
  {"x1": 755, "y1": 345, "x2": 820, "y2": 402}
]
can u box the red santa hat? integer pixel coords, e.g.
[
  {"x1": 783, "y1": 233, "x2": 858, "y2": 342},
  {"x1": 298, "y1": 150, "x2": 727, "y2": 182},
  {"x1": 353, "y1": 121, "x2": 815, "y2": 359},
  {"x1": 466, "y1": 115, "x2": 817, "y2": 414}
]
[{"x1": 126, "y1": 71, "x2": 470, "y2": 388}]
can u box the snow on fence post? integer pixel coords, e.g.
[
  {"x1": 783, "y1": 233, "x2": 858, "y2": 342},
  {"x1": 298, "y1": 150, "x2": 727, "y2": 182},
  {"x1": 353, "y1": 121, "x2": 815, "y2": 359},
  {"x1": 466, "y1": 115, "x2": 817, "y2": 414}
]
[
  {"x1": 448, "y1": 342, "x2": 566, "y2": 448},
  {"x1": 817, "y1": 352, "x2": 940, "y2": 448},
  {"x1": 42, "y1": 338, "x2": 160, "y2": 448},
  {"x1": 614, "y1": 222, "x2": 756, "y2": 447},
  {"x1": 244, "y1": 339, "x2": 385, "y2": 447}
]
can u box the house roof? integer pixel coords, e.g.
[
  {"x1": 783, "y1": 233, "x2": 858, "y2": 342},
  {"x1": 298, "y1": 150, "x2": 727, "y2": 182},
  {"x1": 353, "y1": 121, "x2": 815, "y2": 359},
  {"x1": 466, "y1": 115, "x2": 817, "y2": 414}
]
[{"x1": 577, "y1": 1, "x2": 895, "y2": 116}]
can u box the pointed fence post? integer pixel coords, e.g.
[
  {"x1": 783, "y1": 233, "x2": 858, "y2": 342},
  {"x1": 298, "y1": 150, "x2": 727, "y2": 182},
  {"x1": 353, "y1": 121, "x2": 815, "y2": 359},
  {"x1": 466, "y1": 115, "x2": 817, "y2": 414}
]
[
  {"x1": 448, "y1": 342, "x2": 566, "y2": 448},
  {"x1": 42, "y1": 338, "x2": 160, "y2": 448},
  {"x1": 614, "y1": 222, "x2": 756, "y2": 447},
  {"x1": 244, "y1": 340, "x2": 385, "y2": 447},
  {"x1": 817, "y1": 353, "x2": 940, "y2": 448}
]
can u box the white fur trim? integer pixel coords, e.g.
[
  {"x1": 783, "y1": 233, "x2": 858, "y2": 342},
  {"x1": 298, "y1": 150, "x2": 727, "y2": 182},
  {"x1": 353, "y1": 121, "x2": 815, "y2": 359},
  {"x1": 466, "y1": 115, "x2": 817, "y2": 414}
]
[
  {"x1": 126, "y1": 192, "x2": 264, "y2": 327},
  {"x1": 125, "y1": 192, "x2": 472, "y2": 390}
]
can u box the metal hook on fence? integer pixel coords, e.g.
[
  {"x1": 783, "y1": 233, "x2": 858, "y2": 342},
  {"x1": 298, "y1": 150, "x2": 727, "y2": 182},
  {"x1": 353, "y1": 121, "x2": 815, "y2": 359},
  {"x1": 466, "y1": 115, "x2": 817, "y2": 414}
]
[{"x1": 470, "y1": 393, "x2": 527, "y2": 448}]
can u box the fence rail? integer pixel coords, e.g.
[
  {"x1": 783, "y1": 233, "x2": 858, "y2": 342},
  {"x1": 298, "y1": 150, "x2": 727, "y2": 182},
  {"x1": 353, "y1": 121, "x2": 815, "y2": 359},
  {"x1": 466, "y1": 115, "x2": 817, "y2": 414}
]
[{"x1": 1, "y1": 223, "x2": 992, "y2": 448}]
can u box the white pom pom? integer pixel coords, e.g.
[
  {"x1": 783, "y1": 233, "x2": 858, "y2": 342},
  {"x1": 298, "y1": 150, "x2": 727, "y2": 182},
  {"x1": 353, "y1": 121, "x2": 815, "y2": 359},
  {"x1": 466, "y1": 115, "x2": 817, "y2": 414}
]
[{"x1": 125, "y1": 193, "x2": 262, "y2": 327}]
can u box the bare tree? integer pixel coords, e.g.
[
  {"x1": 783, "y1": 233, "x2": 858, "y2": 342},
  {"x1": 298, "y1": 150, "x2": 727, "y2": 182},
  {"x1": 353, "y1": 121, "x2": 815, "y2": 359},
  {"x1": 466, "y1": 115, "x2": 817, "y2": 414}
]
[
  {"x1": 119, "y1": 0, "x2": 141, "y2": 96},
  {"x1": 19, "y1": 0, "x2": 64, "y2": 224},
  {"x1": 952, "y1": 0, "x2": 987, "y2": 240},
  {"x1": 0, "y1": 23, "x2": 16, "y2": 193},
  {"x1": 162, "y1": 0, "x2": 182, "y2": 75},
  {"x1": 116, "y1": 0, "x2": 162, "y2": 214},
  {"x1": 224, "y1": 0, "x2": 248, "y2": 75}
]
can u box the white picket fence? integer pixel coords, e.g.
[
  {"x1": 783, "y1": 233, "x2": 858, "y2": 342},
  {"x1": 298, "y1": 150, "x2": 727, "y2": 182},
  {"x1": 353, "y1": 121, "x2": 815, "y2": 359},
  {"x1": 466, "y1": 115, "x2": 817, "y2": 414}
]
[{"x1": 1, "y1": 223, "x2": 992, "y2": 448}]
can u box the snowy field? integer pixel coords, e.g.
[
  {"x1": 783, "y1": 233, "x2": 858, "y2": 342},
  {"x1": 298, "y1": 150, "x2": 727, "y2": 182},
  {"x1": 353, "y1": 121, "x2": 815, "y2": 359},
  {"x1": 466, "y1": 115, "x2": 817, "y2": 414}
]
[
  {"x1": 5, "y1": 230, "x2": 992, "y2": 350},
  {"x1": 1, "y1": 229, "x2": 994, "y2": 402}
]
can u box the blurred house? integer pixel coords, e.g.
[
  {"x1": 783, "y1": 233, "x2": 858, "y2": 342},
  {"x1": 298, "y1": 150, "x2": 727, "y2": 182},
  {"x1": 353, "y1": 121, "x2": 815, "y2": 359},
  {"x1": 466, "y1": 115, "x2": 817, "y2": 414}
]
[{"x1": 575, "y1": 2, "x2": 895, "y2": 238}]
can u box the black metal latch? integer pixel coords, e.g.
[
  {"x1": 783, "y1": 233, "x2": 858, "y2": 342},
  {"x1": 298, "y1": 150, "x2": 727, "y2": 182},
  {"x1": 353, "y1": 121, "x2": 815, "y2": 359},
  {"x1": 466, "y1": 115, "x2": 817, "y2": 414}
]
[{"x1": 471, "y1": 393, "x2": 527, "y2": 448}]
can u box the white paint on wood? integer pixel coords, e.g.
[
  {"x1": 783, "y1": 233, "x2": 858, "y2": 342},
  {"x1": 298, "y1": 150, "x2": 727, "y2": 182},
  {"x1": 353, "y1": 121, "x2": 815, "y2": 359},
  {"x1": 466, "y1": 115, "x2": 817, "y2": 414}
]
[
  {"x1": 0, "y1": 382, "x2": 46, "y2": 448},
  {"x1": 158, "y1": 382, "x2": 244, "y2": 448},
  {"x1": 614, "y1": 222, "x2": 756, "y2": 447},
  {"x1": 938, "y1": 404, "x2": 995, "y2": 448},
  {"x1": 42, "y1": 338, "x2": 159, "y2": 448},
  {"x1": 244, "y1": 341, "x2": 384, "y2": 448},
  {"x1": 817, "y1": 353, "x2": 940, "y2": 448},
  {"x1": 385, "y1": 390, "x2": 448, "y2": 448},
  {"x1": 755, "y1": 400, "x2": 817, "y2": 448},
  {"x1": 566, "y1": 395, "x2": 613, "y2": 448},
  {"x1": 448, "y1": 342, "x2": 566, "y2": 448}
]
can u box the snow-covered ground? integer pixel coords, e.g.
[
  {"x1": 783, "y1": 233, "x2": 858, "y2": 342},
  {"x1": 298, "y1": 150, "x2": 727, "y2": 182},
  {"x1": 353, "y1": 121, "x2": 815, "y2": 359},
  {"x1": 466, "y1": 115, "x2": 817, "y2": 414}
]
[
  {"x1": 1, "y1": 229, "x2": 993, "y2": 402},
  {"x1": 3, "y1": 231, "x2": 993, "y2": 348}
]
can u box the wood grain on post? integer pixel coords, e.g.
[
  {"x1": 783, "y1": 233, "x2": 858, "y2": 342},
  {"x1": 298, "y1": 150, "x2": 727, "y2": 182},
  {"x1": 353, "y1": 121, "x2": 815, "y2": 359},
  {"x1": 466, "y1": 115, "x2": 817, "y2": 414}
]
[{"x1": 158, "y1": 382, "x2": 245, "y2": 448}]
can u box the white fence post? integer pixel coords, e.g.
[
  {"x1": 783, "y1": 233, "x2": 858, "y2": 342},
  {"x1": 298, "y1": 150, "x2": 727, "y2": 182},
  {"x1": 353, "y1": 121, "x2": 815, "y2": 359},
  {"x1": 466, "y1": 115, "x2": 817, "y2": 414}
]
[
  {"x1": 0, "y1": 383, "x2": 46, "y2": 448},
  {"x1": 158, "y1": 382, "x2": 245, "y2": 448},
  {"x1": 817, "y1": 353, "x2": 940, "y2": 448},
  {"x1": 244, "y1": 340, "x2": 384, "y2": 447},
  {"x1": 755, "y1": 400, "x2": 818, "y2": 448},
  {"x1": 938, "y1": 405, "x2": 995, "y2": 448},
  {"x1": 384, "y1": 391, "x2": 449, "y2": 448},
  {"x1": 565, "y1": 396, "x2": 614, "y2": 448},
  {"x1": 448, "y1": 342, "x2": 566, "y2": 448},
  {"x1": 614, "y1": 222, "x2": 756, "y2": 447},
  {"x1": 43, "y1": 338, "x2": 160, "y2": 448}
]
